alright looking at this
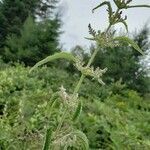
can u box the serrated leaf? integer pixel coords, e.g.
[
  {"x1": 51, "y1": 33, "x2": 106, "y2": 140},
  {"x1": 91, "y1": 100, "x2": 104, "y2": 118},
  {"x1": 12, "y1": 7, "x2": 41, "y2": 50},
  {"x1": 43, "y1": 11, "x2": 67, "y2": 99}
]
[
  {"x1": 42, "y1": 128, "x2": 52, "y2": 150},
  {"x1": 114, "y1": 36, "x2": 144, "y2": 55},
  {"x1": 92, "y1": 1, "x2": 112, "y2": 14},
  {"x1": 72, "y1": 130, "x2": 89, "y2": 150},
  {"x1": 53, "y1": 129, "x2": 89, "y2": 150},
  {"x1": 72, "y1": 101, "x2": 82, "y2": 121},
  {"x1": 30, "y1": 52, "x2": 76, "y2": 72}
]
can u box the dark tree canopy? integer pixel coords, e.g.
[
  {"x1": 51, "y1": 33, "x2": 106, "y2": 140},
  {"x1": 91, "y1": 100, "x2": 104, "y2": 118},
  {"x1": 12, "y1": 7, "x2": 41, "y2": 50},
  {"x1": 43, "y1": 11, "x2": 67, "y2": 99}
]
[
  {"x1": 0, "y1": 0, "x2": 39, "y2": 48},
  {"x1": 0, "y1": 0, "x2": 61, "y2": 65}
]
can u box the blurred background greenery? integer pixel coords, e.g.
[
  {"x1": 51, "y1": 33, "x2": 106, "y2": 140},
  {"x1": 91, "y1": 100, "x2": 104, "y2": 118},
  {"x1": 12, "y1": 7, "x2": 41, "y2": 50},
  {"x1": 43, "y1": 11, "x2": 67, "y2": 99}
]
[{"x1": 0, "y1": 0, "x2": 149, "y2": 149}]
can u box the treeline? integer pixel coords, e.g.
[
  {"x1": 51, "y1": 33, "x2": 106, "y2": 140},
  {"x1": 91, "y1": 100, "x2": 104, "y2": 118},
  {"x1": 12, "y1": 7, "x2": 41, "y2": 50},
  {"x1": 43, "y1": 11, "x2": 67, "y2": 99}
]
[
  {"x1": 0, "y1": 0, "x2": 149, "y2": 95},
  {"x1": 0, "y1": 0, "x2": 61, "y2": 65}
]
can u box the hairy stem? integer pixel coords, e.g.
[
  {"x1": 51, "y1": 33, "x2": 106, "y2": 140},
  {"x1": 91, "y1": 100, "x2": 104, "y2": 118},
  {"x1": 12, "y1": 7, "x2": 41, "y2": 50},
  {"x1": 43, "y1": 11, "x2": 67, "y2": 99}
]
[
  {"x1": 53, "y1": 17, "x2": 113, "y2": 150},
  {"x1": 73, "y1": 47, "x2": 99, "y2": 94},
  {"x1": 53, "y1": 46, "x2": 100, "y2": 139},
  {"x1": 73, "y1": 74, "x2": 85, "y2": 95},
  {"x1": 87, "y1": 48, "x2": 99, "y2": 67}
]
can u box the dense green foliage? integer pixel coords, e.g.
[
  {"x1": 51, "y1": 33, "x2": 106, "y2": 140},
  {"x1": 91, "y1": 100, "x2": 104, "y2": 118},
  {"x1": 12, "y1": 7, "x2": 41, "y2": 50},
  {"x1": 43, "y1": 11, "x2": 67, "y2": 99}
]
[
  {"x1": 0, "y1": 0, "x2": 150, "y2": 149},
  {"x1": 0, "y1": 64, "x2": 149, "y2": 149},
  {"x1": 0, "y1": 0, "x2": 38, "y2": 49},
  {"x1": 4, "y1": 16, "x2": 61, "y2": 65},
  {"x1": 0, "y1": 0, "x2": 61, "y2": 65}
]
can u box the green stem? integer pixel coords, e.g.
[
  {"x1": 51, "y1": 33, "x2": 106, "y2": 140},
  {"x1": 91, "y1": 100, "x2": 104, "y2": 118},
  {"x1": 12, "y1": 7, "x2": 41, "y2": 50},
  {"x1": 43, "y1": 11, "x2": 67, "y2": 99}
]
[
  {"x1": 73, "y1": 74, "x2": 85, "y2": 95},
  {"x1": 87, "y1": 48, "x2": 99, "y2": 67},
  {"x1": 73, "y1": 47, "x2": 99, "y2": 95},
  {"x1": 53, "y1": 49, "x2": 99, "y2": 142},
  {"x1": 106, "y1": 8, "x2": 119, "y2": 32},
  {"x1": 53, "y1": 20, "x2": 112, "y2": 150},
  {"x1": 106, "y1": 24, "x2": 111, "y2": 33}
]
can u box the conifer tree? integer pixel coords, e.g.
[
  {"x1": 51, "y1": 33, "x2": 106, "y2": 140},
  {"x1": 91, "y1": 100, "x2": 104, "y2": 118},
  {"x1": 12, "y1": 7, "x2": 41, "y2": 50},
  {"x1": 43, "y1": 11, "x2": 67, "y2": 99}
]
[
  {"x1": 0, "y1": 0, "x2": 38, "y2": 50},
  {"x1": 0, "y1": 0, "x2": 61, "y2": 64}
]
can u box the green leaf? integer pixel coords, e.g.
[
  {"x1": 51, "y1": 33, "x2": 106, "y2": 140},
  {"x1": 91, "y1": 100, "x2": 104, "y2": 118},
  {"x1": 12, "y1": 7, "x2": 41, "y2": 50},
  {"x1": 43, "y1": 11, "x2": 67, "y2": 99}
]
[
  {"x1": 127, "y1": 5, "x2": 150, "y2": 9},
  {"x1": 114, "y1": 36, "x2": 144, "y2": 55},
  {"x1": 53, "y1": 129, "x2": 89, "y2": 150},
  {"x1": 30, "y1": 52, "x2": 76, "y2": 72},
  {"x1": 72, "y1": 101, "x2": 82, "y2": 121},
  {"x1": 72, "y1": 130, "x2": 89, "y2": 150},
  {"x1": 92, "y1": 1, "x2": 112, "y2": 15},
  {"x1": 42, "y1": 128, "x2": 52, "y2": 150},
  {"x1": 46, "y1": 92, "x2": 59, "y2": 118}
]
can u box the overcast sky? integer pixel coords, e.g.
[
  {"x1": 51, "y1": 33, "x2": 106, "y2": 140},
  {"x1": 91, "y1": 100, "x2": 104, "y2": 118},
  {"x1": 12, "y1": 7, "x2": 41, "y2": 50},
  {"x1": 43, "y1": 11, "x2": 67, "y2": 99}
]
[{"x1": 58, "y1": 0, "x2": 150, "y2": 50}]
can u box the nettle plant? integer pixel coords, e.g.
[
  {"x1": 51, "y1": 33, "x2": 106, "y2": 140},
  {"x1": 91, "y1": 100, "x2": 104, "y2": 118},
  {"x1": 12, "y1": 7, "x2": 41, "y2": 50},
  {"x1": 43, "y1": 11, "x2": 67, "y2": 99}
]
[{"x1": 31, "y1": 1, "x2": 150, "y2": 149}]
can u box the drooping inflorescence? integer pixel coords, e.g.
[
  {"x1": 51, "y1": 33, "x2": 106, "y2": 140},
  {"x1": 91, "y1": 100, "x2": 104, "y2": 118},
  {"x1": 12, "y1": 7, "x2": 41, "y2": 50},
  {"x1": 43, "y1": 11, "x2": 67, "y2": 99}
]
[{"x1": 74, "y1": 57, "x2": 107, "y2": 85}]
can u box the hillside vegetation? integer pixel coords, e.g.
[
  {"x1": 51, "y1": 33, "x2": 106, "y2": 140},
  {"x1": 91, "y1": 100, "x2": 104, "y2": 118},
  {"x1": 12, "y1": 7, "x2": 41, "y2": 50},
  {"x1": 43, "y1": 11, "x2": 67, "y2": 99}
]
[{"x1": 0, "y1": 64, "x2": 149, "y2": 149}]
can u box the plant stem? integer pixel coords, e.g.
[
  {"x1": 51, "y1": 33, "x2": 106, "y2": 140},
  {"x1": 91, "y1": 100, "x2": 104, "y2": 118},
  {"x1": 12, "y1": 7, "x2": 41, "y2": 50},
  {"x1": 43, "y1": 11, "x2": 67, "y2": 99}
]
[
  {"x1": 54, "y1": 47, "x2": 100, "y2": 137},
  {"x1": 106, "y1": 8, "x2": 119, "y2": 32},
  {"x1": 54, "y1": 16, "x2": 112, "y2": 146},
  {"x1": 106, "y1": 24, "x2": 111, "y2": 33},
  {"x1": 73, "y1": 47, "x2": 99, "y2": 95},
  {"x1": 73, "y1": 74, "x2": 85, "y2": 95},
  {"x1": 87, "y1": 48, "x2": 99, "y2": 67}
]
